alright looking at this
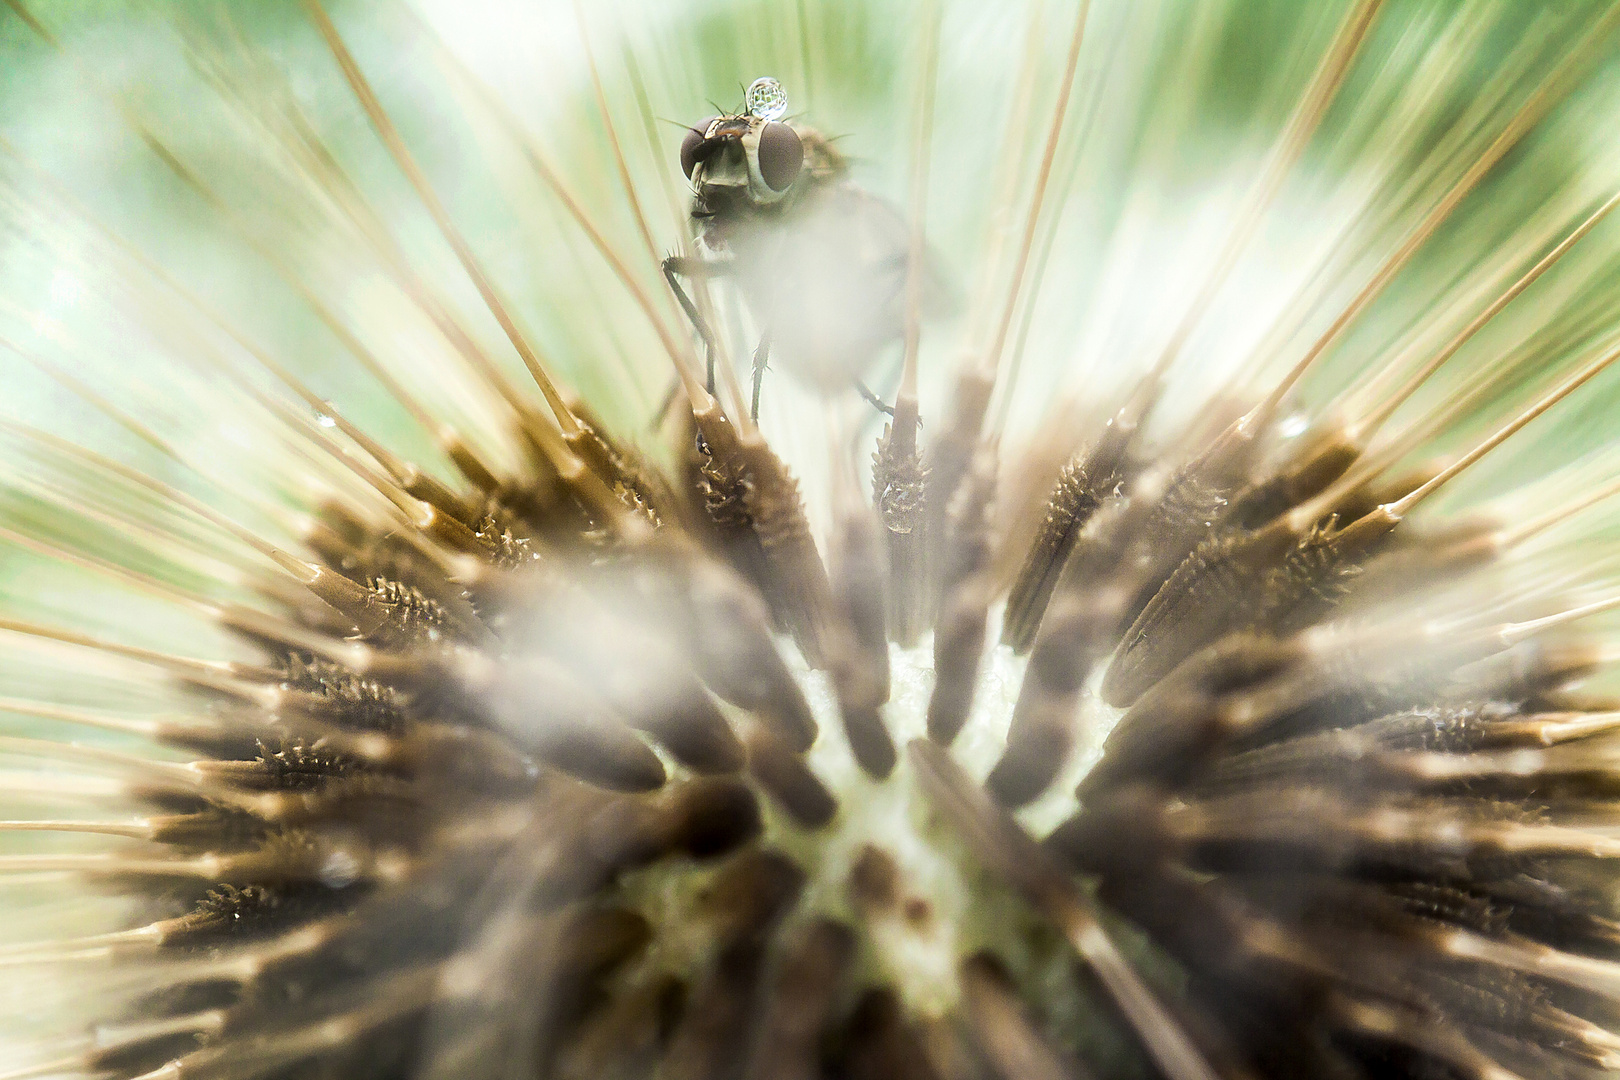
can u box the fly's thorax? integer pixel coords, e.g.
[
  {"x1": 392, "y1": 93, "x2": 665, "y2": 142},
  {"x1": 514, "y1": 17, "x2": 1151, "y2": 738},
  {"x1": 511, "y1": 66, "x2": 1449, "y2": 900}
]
[{"x1": 796, "y1": 125, "x2": 848, "y2": 182}]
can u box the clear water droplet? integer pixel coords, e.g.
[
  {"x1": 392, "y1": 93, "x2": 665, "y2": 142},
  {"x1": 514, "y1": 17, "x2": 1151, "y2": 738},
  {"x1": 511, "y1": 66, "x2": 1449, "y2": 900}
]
[
  {"x1": 746, "y1": 76, "x2": 789, "y2": 121},
  {"x1": 314, "y1": 407, "x2": 337, "y2": 428}
]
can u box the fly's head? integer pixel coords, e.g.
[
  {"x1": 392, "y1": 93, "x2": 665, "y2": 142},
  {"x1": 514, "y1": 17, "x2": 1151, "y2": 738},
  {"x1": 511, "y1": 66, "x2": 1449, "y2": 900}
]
[{"x1": 681, "y1": 76, "x2": 806, "y2": 213}]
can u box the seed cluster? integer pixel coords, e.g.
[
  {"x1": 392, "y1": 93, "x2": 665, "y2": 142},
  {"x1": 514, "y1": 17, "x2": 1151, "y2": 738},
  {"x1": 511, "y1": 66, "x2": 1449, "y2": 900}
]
[
  {"x1": 4, "y1": 3, "x2": 1620, "y2": 1080},
  {"x1": 10, "y1": 247, "x2": 1620, "y2": 1080}
]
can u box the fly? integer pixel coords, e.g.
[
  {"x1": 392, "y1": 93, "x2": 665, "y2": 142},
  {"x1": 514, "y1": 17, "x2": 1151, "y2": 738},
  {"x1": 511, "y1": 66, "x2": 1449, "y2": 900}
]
[{"x1": 664, "y1": 77, "x2": 951, "y2": 421}]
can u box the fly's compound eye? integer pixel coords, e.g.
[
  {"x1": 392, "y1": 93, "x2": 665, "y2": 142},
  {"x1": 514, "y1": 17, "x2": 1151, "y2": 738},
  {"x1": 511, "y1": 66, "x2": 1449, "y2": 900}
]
[
  {"x1": 756, "y1": 121, "x2": 804, "y2": 192},
  {"x1": 681, "y1": 119, "x2": 720, "y2": 179}
]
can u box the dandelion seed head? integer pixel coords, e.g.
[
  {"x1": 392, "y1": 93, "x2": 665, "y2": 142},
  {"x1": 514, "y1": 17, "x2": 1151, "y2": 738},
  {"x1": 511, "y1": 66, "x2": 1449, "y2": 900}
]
[{"x1": 6, "y1": 1, "x2": 1620, "y2": 1078}]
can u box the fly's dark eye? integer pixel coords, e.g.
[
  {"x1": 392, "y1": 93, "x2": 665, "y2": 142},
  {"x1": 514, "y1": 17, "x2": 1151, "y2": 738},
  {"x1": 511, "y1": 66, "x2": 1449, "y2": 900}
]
[
  {"x1": 680, "y1": 119, "x2": 719, "y2": 179},
  {"x1": 756, "y1": 121, "x2": 803, "y2": 192}
]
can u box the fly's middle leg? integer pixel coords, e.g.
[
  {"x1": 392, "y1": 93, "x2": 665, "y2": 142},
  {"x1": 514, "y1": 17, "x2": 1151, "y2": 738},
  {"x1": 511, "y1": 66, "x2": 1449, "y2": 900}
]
[
  {"x1": 662, "y1": 255, "x2": 731, "y2": 395},
  {"x1": 855, "y1": 378, "x2": 896, "y2": 417},
  {"x1": 750, "y1": 330, "x2": 772, "y2": 422}
]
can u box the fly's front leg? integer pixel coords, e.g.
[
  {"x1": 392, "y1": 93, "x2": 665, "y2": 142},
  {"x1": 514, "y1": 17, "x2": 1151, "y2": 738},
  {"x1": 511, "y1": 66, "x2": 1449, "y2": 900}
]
[
  {"x1": 750, "y1": 330, "x2": 772, "y2": 422},
  {"x1": 855, "y1": 378, "x2": 896, "y2": 417},
  {"x1": 662, "y1": 255, "x2": 733, "y2": 395}
]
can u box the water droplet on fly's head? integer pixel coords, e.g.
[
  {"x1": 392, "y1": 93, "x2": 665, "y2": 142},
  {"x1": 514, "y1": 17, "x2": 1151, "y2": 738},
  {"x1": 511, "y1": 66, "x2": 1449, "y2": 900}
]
[{"x1": 746, "y1": 76, "x2": 789, "y2": 121}]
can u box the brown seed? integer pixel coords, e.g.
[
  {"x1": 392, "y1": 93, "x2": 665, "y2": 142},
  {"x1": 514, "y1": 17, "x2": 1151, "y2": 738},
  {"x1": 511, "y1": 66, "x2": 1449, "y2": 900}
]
[
  {"x1": 1102, "y1": 525, "x2": 1297, "y2": 708},
  {"x1": 661, "y1": 852, "x2": 805, "y2": 1080},
  {"x1": 926, "y1": 441, "x2": 998, "y2": 747},
  {"x1": 960, "y1": 952, "x2": 1086, "y2": 1080},
  {"x1": 656, "y1": 777, "x2": 766, "y2": 860},
  {"x1": 1081, "y1": 633, "x2": 1303, "y2": 801},
  {"x1": 1222, "y1": 429, "x2": 1360, "y2": 531},
  {"x1": 681, "y1": 559, "x2": 820, "y2": 752},
  {"x1": 1045, "y1": 786, "x2": 1174, "y2": 878},
  {"x1": 479, "y1": 657, "x2": 668, "y2": 793},
  {"x1": 829, "y1": 507, "x2": 896, "y2": 778},
  {"x1": 622, "y1": 679, "x2": 746, "y2": 775},
  {"x1": 1002, "y1": 404, "x2": 1135, "y2": 653},
  {"x1": 742, "y1": 919, "x2": 857, "y2": 1080},
  {"x1": 847, "y1": 843, "x2": 903, "y2": 915},
  {"x1": 838, "y1": 988, "x2": 942, "y2": 1080},
  {"x1": 554, "y1": 975, "x2": 686, "y2": 1080},
  {"x1": 872, "y1": 399, "x2": 929, "y2": 646},
  {"x1": 745, "y1": 727, "x2": 837, "y2": 828},
  {"x1": 987, "y1": 596, "x2": 1112, "y2": 808},
  {"x1": 924, "y1": 369, "x2": 995, "y2": 607},
  {"x1": 926, "y1": 576, "x2": 991, "y2": 747}
]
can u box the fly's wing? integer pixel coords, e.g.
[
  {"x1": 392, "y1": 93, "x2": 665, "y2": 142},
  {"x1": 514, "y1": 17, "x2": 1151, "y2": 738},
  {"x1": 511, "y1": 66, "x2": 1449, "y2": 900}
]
[
  {"x1": 833, "y1": 182, "x2": 961, "y2": 322},
  {"x1": 735, "y1": 181, "x2": 959, "y2": 391}
]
